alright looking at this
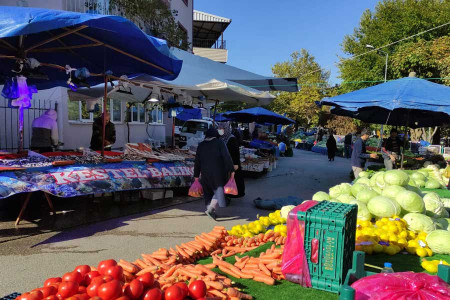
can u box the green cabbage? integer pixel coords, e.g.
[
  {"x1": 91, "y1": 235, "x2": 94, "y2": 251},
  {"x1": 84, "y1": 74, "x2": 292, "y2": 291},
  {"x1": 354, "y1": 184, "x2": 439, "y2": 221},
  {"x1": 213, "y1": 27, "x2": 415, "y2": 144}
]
[
  {"x1": 418, "y1": 170, "x2": 429, "y2": 178},
  {"x1": 403, "y1": 213, "x2": 436, "y2": 233},
  {"x1": 356, "y1": 177, "x2": 371, "y2": 186},
  {"x1": 312, "y1": 191, "x2": 330, "y2": 202},
  {"x1": 406, "y1": 185, "x2": 423, "y2": 195},
  {"x1": 351, "y1": 183, "x2": 367, "y2": 197},
  {"x1": 442, "y1": 198, "x2": 450, "y2": 210},
  {"x1": 337, "y1": 194, "x2": 356, "y2": 204},
  {"x1": 367, "y1": 196, "x2": 401, "y2": 218},
  {"x1": 425, "y1": 179, "x2": 441, "y2": 189},
  {"x1": 358, "y1": 171, "x2": 370, "y2": 178},
  {"x1": 414, "y1": 179, "x2": 426, "y2": 188},
  {"x1": 395, "y1": 190, "x2": 425, "y2": 213},
  {"x1": 411, "y1": 172, "x2": 426, "y2": 182},
  {"x1": 384, "y1": 170, "x2": 410, "y2": 186},
  {"x1": 281, "y1": 205, "x2": 295, "y2": 219},
  {"x1": 329, "y1": 183, "x2": 352, "y2": 198},
  {"x1": 356, "y1": 188, "x2": 379, "y2": 204},
  {"x1": 370, "y1": 172, "x2": 384, "y2": 188},
  {"x1": 349, "y1": 200, "x2": 372, "y2": 221},
  {"x1": 423, "y1": 192, "x2": 448, "y2": 218},
  {"x1": 381, "y1": 185, "x2": 405, "y2": 200},
  {"x1": 426, "y1": 230, "x2": 450, "y2": 254},
  {"x1": 372, "y1": 186, "x2": 383, "y2": 194}
]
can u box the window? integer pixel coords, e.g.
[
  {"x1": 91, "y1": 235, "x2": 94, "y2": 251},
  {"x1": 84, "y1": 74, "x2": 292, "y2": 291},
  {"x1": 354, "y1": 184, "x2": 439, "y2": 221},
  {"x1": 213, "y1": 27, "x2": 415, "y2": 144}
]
[
  {"x1": 181, "y1": 121, "x2": 209, "y2": 134},
  {"x1": 127, "y1": 103, "x2": 146, "y2": 123},
  {"x1": 68, "y1": 99, "x2": 122, "y2": 123},
  {"x1": 147, "y1": 104, "x2": 164, "y2": 124},
  {"x1": 182, "y1": 0, "x2": 188, "y2": 6}
]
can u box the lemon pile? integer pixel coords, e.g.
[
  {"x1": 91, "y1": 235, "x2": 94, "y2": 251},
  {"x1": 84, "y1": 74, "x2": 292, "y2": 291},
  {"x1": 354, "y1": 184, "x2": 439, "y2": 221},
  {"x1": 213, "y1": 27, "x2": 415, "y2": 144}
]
[
  {"x1": 421, "y1": 258, "x2": 450, "y2": 273},
  {"x1": 228, "y1": 210, "x2": 286, "y2": 238},
  {"x1": 355, "y1": 216, "x2": 433, "y2": 257}
]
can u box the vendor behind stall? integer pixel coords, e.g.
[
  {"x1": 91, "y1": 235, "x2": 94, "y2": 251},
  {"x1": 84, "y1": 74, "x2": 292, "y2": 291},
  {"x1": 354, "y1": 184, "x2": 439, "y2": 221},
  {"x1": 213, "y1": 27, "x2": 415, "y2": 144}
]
[
  {"x1": 382, "y1": 128, "x2": 402, "y2": 170},
  {"x1": 30, "y1": 109, "x2": 58, "y2": 153},
  {"x1": 90, "y1": 110, "x2": 116, "y2": 151}
]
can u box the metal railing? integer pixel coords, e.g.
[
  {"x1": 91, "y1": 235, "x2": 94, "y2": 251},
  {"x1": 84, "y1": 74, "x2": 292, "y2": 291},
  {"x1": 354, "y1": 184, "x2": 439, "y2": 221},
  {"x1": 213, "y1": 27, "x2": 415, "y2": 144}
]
[
  {"x1": 193, "y1": 39, "x2": 227, "y2": 49},
  {"x1": 0, "y1": 97, "x2": 56, "y2": 152},
  {"x1": 63, "y1": 0, "x2": 110, "y2": 14}
]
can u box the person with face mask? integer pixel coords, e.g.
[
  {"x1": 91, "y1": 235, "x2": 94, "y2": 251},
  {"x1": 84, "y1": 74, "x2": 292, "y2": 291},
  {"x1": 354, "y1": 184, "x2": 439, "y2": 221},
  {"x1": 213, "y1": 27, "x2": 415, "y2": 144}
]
[
  {"x1": 194, "y1": 128, "x2": 235, "y2": 220},
  {"x1": 218, "y1": 122, "x2": 246, "y2": 199},
  {"x1": 90, "y1": 110, "x2": 116, "y2": 151}
]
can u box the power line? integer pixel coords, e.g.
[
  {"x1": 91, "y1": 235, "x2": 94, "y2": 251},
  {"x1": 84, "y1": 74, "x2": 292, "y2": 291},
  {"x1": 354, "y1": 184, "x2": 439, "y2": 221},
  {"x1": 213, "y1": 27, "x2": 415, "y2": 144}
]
[{"x1": 295, "y1": 20, "x2": 450, "y2": 80}]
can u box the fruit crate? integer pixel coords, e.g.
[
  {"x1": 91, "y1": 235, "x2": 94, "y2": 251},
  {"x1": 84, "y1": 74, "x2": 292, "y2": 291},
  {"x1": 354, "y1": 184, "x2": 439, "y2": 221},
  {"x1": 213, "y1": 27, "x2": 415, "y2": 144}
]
[
  {"x1": 339, "y1": 251, "x2": 450, "y2": 300},
  {"x1": 297, "y1": 200, "x2": 358, "y2": 293}
]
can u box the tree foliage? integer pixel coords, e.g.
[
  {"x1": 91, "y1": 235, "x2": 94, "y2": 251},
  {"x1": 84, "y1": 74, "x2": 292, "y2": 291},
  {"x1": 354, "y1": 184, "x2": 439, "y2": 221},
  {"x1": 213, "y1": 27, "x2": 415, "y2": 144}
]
[
  {"x1": 270, "y1": 49, "x2": 330, "y2": 127},
  {"x1": 110, "y1": 0, "x2": 189, "y2": 50},
  {"x1": 339, "y1": 0, "x2": 450, "y2": 92}
]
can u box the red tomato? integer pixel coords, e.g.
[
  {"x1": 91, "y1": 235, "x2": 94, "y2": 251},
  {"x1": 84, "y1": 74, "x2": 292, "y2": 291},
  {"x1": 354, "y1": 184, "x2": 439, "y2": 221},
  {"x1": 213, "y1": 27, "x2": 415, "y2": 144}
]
[
  {"x1": 87, "y1": 297, "x2": 101, "y2": 300},
  {"x1": 44, "y1": 278, "x2": 62, "y2": 287},
  {"x1": 38, "y1": 286, "x2": 57, "y2": 298},
  {"x1": 136, "y1": 273, "x2": 154, "y2": 288},
  {"x1": 63, "y1": 271, "x2": 83, "y2": 284},
  {"x1": 75, "y1": 265, "x2": 91, "y2": 277},
  {"x1": 164, "y1": 286, "x2": 184, "y2": 300},
  {"x1": 104, "y1": 265, "x2": 123, "y2": 281},
  {"x1": 58, "y1": 282, "x2": 79, "y2": 299},
  {"x1": 116, "y1": 297, "x2": 130, "y2": 300},
  {"x1": 78, "y1": 286, "x2": 87, "y2": 294},
  {"x1": 188, "y1": 280, "x2": 206, "y2": 299},
  {"x1": 143, "y1": 288, "x2": 162, "y2": 300},
  {"x1": 82, "y1": 271, "x2": 100, "y2": 286},
  {"x1": 86, "y1": 276, "x2": 113, "y2": 298},
  {"x1": 97, "y1": 259, "x2": 117, "y2": 275},
  {"x1": 74, "y1": 294, "x2": 89, "y2": 300},
  {"x1": 97, "y1": 280, "x2": 123, "y2": 300},
  {"x1": 18, "y1": 291, "x2": 43, "y2": 300},
  {"x1": 124, "y1": 279, "x2": 144, "y2": 300},
  {"x1": 174, "y1": 282, "x2": 189, "y2": 298},
  {"x1": 43, "y1": 296, "x2": 58, "y2": 300}
]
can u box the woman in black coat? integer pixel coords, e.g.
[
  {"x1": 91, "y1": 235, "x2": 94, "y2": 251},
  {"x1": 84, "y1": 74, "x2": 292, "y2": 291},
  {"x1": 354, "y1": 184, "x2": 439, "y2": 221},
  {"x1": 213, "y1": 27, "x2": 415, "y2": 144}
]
[
  {"x1": 326, "y1": 130, "x2": 337, "y2": 161},
  {"x1": 218, "y1": 122, "x2": 246, "y2": 198},
  {"x1": 194, "y1": 128, "x2": 235, "y2": 220}
]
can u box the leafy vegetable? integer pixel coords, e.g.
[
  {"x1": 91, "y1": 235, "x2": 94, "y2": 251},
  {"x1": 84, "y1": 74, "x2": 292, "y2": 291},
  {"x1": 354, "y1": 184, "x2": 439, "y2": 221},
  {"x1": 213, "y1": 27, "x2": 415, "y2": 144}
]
[
  {"x1": 312, "y1": 191, "x2": 330, "y2": 202},
  {"x1": 384, "y1": 170, "x2": 410, "y2": 186},
  {"x1": 356, "y1": 188, "x2": 379, "y2": 204},
  {"x1": 426, "y1": 230, "x2": 450, "y2": 254},
  {"x1": 367, "y1": 196, "x2": 401, "y2": 218},
  {"x1": 395, "y1": 190, "x2": 425, "y2": 214},
  {"x1": 403, "y1": 213, "x2": 436, "y2": 233}
]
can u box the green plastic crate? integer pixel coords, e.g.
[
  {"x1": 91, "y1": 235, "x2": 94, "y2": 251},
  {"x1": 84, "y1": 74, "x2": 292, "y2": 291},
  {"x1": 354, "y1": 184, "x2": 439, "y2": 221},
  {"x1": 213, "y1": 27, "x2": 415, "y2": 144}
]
[
  {"x1": 339, "y1": 251, "x2": 450, "y2": 300},
  {"x1": 297, "y1": 201, "x2": 358, "y2": 293}
]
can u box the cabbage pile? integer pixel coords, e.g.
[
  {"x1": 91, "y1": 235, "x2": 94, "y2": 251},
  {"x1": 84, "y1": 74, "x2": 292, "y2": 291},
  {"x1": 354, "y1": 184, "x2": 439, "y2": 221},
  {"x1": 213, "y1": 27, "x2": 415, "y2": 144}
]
[{"x1": 311, "y1": 168, "x2": 450, "y2": 253}]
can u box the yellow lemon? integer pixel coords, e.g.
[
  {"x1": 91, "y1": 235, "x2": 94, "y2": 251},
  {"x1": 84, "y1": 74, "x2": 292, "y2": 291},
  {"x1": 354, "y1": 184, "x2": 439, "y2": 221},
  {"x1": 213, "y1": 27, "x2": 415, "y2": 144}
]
[
  {"x1": 361, "y1": 220, "x2": 372, "y2": 228},
  {"x1": 373, "y1": 244, "x2": 384, "y2": 253},
  {"x1": 399, "y1": 231, "x2": 408, "y2": 239},
  {"x1": 408, "y1": 240, "x2": 419, "y2": 248},
  {"x1": 379, "y1": 233, "x2": 389, "y2": 241},
  {"x1": 375, "y1": 220, "x2": 384, "y2": 228},
  {"x1": 425, "y1": 247, "x2": 433, "y2": 257},
  {"x1": 416, "y1": 248, "x2": 427, "y2": 257},
  {"x1": 388, "y1": 235, "x2": 398, "y2": 243},
  {"x1": 381, "y1": 217, "x2": 390, "y2": 224},
  {"x1": 408, "y1": 231, "x2": 416, "y2": 239},
  {"x1": 406, "y1": 246, "x2": 417, "y2": 254},
  {"x1": 384, "y1": 246, "x2": 397, "y2": 255},
  {"x1": 382, "y1": 225, "x2": 390, "y2": 232},
  {"x1": 397, "y1": 238, "x2": 407, "y2": 247}
]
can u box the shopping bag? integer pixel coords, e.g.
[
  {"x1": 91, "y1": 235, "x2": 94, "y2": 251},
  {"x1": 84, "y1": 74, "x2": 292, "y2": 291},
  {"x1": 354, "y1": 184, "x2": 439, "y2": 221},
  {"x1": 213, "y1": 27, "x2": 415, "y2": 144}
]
[
  {"x1": 281, "y1": 200, "x2": 319, "y2": 288},
  {"x1": 188, "y1": 178, "x2": 203, "y2": 197},
  {"x1": 224, "y1": 174, "x2": 238, "y2": 195},
  {"x1": 351, "y1": 271, "x2": 450, "y2": 300}
]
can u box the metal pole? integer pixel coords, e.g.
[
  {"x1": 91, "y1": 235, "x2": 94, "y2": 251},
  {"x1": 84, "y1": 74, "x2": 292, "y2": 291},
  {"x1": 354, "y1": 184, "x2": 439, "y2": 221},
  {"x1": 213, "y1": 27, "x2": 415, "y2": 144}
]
[
  {"x1": 384, "y1": 52, "x2": 388, "y2": 83},
  {"x1": 18, "y1": 106, "x2": 24, "y2": 153},
  {"x1": 377, "y1": 52, "x2": 389, "y2": 151},
  {"x1": 213, "y1": 100, "x2": 219, "y2": 123},
  {"x1": 101, "y1": 75, "x2": 107, "y2": 157},
  {"x1": 172, "y1": 116, "x2": 175, "y2": 148}
]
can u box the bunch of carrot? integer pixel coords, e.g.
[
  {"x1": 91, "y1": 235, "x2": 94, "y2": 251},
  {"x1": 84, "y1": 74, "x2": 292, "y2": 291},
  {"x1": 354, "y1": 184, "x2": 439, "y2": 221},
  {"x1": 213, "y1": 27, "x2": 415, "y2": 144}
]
[{"x1": 212, "y1": 244, "x2": 285, "y2": 285}]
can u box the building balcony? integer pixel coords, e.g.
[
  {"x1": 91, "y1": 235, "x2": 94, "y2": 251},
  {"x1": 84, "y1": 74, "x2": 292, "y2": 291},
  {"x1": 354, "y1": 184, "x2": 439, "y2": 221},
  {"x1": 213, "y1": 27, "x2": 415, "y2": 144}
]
[{"x1": 193, "y1": 38, "x2": 226, "y2": 49}]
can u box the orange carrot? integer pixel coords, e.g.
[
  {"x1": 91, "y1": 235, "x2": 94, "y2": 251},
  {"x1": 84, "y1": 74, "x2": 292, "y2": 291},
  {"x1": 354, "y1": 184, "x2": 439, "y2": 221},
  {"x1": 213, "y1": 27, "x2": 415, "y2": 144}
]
[
  {"x1": 203, "y1": 263, "x2": 217, "y2": 269},
  {"x1": 160, "y1": 264, "x2": 179, "y2": 278},
  {"x1": 207, "y1": 289, "x2": 227, "y2": 298},
  {"x1": 218, "y1": 265, "x2": 241, "y2": 279},
  {"x1": 176, "y1": 245, "x2": 190, "y2": 259},
  {"x1": 227, "y1": 287, "x2": 253, "y2": 299},
  {"x1": 204, "y1": 281, "x2": 223, "y2": 290},
  {"x1": 259, "y1": 262, "x2": 271, "y2": 277},
  {"x1": 243, "y1": 264, "x2": 259, "y2": 270},
  {"x1": 136, "y1": 266, "x2": 158, "y2": 276},
  {"x1": 195, "y1": 264, "x2": 218, "y2": 279},
  {"x1": 134, "y1": 259, "x2": 148, "y2": 270},
  {"x1": 119, "y1": 259, "x2": 139, "y2": 274},
  {"x1": 253, "y1": 275, "x2": 275, "y2": 285}
]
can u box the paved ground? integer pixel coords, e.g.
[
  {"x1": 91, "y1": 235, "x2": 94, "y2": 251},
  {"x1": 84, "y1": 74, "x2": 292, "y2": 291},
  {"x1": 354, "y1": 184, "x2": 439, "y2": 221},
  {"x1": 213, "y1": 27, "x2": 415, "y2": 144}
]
[{"x1": 0, "y1": 149, "x2": 352, "y2": 296}]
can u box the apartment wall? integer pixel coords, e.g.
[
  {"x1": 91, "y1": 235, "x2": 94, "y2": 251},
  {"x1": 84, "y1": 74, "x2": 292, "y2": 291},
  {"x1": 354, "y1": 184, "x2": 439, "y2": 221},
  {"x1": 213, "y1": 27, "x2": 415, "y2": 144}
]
[
  {"x1": 170, "y1": 0, "x2": 193, "y2": 47},
  {"x1": 0, "y1": 0, "x2": 64, "y2": 9}
]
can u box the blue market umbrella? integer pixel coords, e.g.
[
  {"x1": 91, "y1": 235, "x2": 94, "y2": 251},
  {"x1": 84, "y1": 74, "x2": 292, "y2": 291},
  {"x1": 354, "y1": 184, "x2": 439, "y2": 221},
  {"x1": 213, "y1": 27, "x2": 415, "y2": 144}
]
[
  {"x1": 175, "y1": 108, "x2": 202, "y2": 122},
  {"x1": 0, "y1": 6, "x2": 182, "y2": 153},
  {"x1": 213, "y1": 112, "x2": 232, "y2": 122},
  {"x1": 321, "y1": 76, "x2": 450, "y2": 128},
  {"x1": 225, "y1": 107, "x2": 295, "y2": 125},
  {"x1": 0, "y1": 6, "x2": 182, "y2": 88}
]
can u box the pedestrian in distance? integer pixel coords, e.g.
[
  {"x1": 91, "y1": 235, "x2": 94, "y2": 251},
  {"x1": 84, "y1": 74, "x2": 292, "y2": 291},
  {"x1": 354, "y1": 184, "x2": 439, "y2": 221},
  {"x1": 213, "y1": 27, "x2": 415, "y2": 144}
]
[
  {"x1": 351, "y1": 129, "x2": 378, "y2": 178},
  {"x1": 326, "y1": 130, "x2": 337, "y2": 161},
  {"x1": 344, "y1": 132, "x2": 353, "y2": 159},
  {"x1": 194, "y1": 128, "x2": 235, "y2": 220}
]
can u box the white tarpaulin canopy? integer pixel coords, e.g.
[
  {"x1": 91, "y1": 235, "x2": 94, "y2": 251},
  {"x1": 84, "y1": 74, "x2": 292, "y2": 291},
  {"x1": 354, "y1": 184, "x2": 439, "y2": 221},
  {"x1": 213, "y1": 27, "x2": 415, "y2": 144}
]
[{"x1": 68, "y1": 48, "x2": 276, "y2": 105}]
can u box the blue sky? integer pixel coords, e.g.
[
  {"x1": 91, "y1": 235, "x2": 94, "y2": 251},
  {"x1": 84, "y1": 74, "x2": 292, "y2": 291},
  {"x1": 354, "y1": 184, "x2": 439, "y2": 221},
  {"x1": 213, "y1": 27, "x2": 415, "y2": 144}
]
[{"x1": 194, "y1": 0, "x2": 379, "y2": 84}]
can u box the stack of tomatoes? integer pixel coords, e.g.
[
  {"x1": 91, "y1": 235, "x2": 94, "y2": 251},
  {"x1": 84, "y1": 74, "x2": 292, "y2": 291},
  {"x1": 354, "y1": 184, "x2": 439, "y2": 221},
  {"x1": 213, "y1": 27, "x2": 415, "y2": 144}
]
[{"x1": 15, "y1": 260, "x2": 207, "y2": 300}]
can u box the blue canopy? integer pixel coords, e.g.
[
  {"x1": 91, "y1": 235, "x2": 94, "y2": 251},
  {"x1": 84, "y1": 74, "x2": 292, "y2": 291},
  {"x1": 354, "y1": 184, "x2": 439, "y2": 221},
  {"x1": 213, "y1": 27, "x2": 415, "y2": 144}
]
[
  {"x1": 321, "y1": 77, "x2": 450, "y2": 128},
  {"x1": 213, "y1": 112, "x2": 232, "y2": 122},
  {"x1": 225, "y1": 107, "x2": 295, "y2": 125},
  {"x1": 175, "y1": 108, "x2": 202, "y2": 122},
  {"x1": 0, "y1": 6, "x2": 182, "y2": 89}
]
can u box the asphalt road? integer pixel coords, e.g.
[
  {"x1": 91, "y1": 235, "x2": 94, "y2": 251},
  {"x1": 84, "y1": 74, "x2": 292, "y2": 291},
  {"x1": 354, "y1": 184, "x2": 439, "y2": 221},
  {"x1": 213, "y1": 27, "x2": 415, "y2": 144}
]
[{"x1": 0, "y1": 149, "x2": 352, "y2": 296}]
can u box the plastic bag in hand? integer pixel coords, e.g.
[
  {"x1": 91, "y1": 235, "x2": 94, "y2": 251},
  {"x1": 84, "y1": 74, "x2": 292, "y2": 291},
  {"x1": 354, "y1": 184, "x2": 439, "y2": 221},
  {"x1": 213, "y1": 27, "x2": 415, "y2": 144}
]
[
  {"x1": 188, "y1": 179, "x2": 203, "y2": 197},
  {"x1": 351, "y1": 271, "x2": 450, "y2": 300},
  {"x1": 224, "y1": 174, "x2": 238, "y2": 195}
]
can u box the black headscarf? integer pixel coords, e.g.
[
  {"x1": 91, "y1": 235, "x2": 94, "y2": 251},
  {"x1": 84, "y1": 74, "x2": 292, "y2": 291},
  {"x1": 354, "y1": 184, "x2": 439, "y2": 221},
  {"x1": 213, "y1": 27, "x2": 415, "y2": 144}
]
[{"x1": 205, "y1": 128, "x2": 219, "y2": 140}]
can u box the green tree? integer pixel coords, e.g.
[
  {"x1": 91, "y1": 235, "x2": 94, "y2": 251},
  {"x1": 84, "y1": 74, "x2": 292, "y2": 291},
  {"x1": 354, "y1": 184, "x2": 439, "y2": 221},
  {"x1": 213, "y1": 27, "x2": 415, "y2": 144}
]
[
  {"x1": 271, "y1": 49, "x2": 330, "y2": 127},
  {"x1": 110, "y1": 0, "x2": 189, "y2": 50},
  {"x1": 339, "y1": 0, "x2": 450, "y2": 92}
]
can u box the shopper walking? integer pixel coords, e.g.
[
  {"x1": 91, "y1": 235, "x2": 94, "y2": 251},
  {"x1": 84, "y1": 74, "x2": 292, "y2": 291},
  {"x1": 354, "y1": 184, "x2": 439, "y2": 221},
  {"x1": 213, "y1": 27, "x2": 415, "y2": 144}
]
[
  {"x1": 344, "y1": 132, "x2": 353, "y2": 159},
  {"x1": 218, "y1": 122, "x2": 246, "y2": 198},
  {"x1": 351, "y1": 129, "x2": 378, "y2": 178},
  {"x1": 194, "y1": 128, "x2": 235, "y2": 220},
  {"x1": 326, "y1": 130, "x2": 337, "y2": 161}
]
